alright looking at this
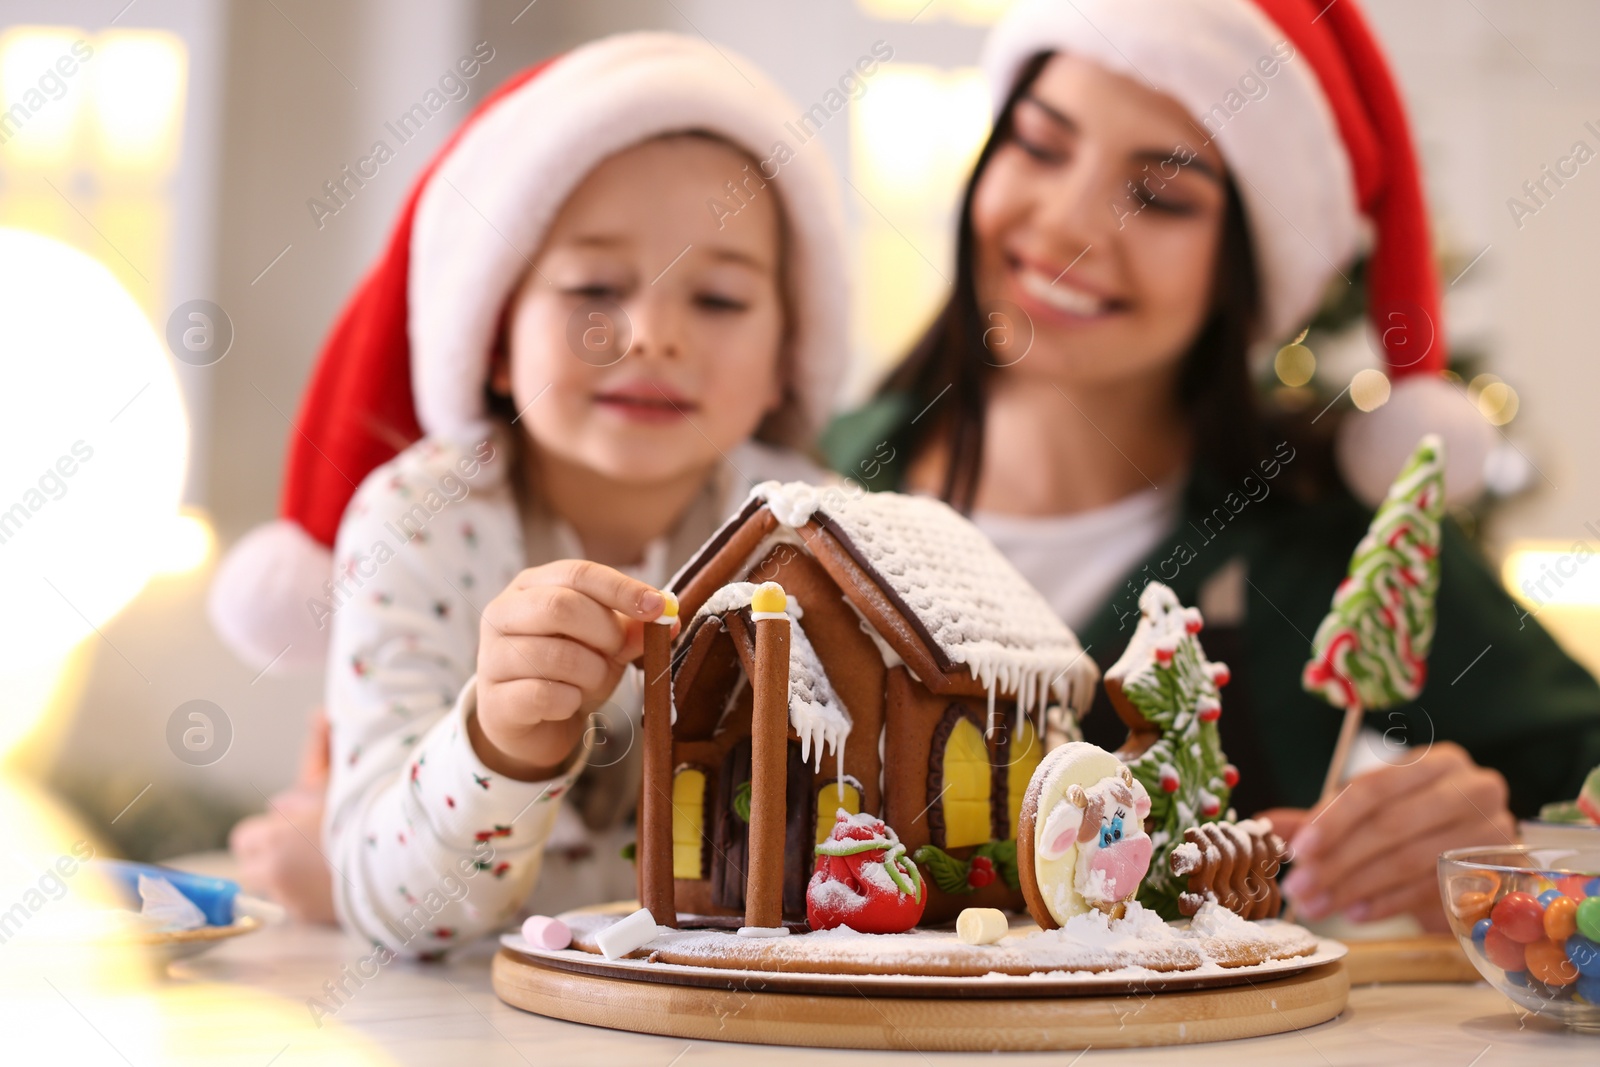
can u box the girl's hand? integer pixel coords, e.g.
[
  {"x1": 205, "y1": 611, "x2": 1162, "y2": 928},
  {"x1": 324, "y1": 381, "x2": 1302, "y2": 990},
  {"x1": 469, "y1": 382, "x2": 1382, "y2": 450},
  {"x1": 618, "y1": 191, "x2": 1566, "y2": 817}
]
[
  {"x1": 472, "y1": 560, "x2": 666, "y2": 781},
  {"x1": 230, "y1": 785, "x2": 335, "y2": 924},
  {"x1": 229, "y1": 707, "x2": 335, "y2": 924},
  {"x1": 1258, "y1": 742, "x2": 1515, "y2": 933}
]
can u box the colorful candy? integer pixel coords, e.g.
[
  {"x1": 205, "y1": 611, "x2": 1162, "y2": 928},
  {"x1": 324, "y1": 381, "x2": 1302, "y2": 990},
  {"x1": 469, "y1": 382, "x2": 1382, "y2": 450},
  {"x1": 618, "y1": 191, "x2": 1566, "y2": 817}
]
[
  {"x1": 1483, "y1": 926, "x2": 1528, "y2": 972},
  {"x1": 1557, "y1": 874, "x2": 1590, "y2": 899},
  {"x1": 1546, "y1": 896, "x2": 1579, "y2": 942},
  {"x1": 1577, "y1": 973, "x2": 1600, "y2": 1005},
  {"x1": 1526, "y1": 940, "x2": 1579, "y2": 987},
  {"x1": 1471, "y1": 917, "x2": 1492, "y2": 944},
  {"x1": 1578, "y1": 897, "x2": 1600, "y2": 942},
  {"x1": 520, "y1": 914, "x2": 572, "y2": 951},
  {"x1": 1538, "y1": 888, "x2": 1563, "y2": 907},
  {"x1": 1489, "y1": 892, "x2": 1547, "y2": 944},
  {"x1": 1568, "y1": 934, "x2": 1600, "y2": 978}
]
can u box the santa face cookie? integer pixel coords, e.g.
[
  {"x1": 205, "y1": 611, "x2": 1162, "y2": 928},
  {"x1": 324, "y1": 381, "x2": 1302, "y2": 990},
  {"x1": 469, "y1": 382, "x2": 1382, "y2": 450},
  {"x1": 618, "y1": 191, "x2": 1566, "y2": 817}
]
[{"x1": 1018, "y1": 742, "x2": 1153, "y2": 927}]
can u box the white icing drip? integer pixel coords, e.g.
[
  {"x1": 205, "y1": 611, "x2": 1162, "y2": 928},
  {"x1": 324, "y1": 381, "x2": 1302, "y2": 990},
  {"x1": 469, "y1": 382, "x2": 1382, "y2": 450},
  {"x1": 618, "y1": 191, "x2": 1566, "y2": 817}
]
[
  {"x1": 842, "y1": 596, "x2": 905, "y2": 670},
  {"x1": 688, "y1": 583, "x2": 849, "y2": 772},
  {"x1": 877, "y1": 724, "x2": 886, "y2": 806},
  {"x1": 786, "y1": 618, "x2": 851, "y2": 772},
  {"x1": 962, "y1": 652, "x2": 1081, "y2": 742}
]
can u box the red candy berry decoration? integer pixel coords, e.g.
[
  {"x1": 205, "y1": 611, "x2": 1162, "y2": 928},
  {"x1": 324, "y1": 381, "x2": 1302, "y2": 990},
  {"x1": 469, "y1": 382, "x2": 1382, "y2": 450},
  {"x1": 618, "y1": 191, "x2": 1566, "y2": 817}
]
[
  {"x1": 1159, "y1": 766, "x2": 1181, "y2": 793},
  {"x1": 1222, "y1": 764, "x2": 1240, "y2": 788},
  {"x1": 967, "y1": 855, "x2": 996, "y2": 890},
  {"x1": 1197, "y1": 697, "x2": 1221, "y2": 723},
  {"x1": 807, "y1": 812, "x2": 926, "y2": 935},
  {"x1": 1490, "y1": 892, "x2": 1547, "y2": 944},
  {"x1": 1209, "y1": 663, "x2": 1231, "y2": 688},
  {"x1": 1155, "y1": 645, "x2": 1174, "y2": 666}
]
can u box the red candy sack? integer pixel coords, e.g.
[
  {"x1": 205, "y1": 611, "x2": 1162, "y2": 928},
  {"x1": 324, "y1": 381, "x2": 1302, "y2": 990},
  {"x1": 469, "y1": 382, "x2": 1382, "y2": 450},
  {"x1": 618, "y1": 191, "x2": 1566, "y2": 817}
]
[{"x1": 807, "y1": 811, "x2": 926, "y2": 934}]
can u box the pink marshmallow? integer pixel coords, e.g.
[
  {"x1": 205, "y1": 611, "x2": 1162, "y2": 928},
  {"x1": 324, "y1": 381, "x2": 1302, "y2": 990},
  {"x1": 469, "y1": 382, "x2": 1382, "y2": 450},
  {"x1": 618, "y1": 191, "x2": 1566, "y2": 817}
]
[{"x1": 521, "y1": 914, "x2": 571, "y2": 951}]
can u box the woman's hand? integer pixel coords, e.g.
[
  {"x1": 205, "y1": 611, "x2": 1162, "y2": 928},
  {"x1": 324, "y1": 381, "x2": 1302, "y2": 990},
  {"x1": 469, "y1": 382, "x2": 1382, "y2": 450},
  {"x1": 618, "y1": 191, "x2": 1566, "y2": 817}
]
[
  {"x1": 473, "y1": 560, "x2": 666, "y2": 781},
  {"x1": 230, "y1": 709, "x2": 335, "y2": 924},
  {"x1": 1258, "y1": 741, "x2": 1515, "y2": 932}
]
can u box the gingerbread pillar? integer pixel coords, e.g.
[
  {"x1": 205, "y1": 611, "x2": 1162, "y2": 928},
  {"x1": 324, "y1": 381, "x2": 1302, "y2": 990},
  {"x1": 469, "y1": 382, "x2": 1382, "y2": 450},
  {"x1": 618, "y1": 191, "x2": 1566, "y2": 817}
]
[
  {"x1": 639, "y1": 591, "x2": 679, "y2": 927},
  {"x1": 745, "y1": 582, "x2": 791, "y2": 930}
]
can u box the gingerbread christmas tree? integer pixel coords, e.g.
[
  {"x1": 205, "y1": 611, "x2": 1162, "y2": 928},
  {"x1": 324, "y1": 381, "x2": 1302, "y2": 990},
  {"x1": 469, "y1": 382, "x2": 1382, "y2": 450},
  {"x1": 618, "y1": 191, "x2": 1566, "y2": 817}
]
[
  {"x1": 1303, "y1": 434, "x2": 1445, "y2": 798},
  {"x1": 1104, "y1": 582, "x2": 1235, "y2": 919}
]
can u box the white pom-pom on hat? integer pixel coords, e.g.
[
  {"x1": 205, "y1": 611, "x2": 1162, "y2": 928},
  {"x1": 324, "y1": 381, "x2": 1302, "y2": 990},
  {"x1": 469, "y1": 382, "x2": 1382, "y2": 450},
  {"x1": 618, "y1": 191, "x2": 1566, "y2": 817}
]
[
  {"x1": 206, "y1": 520, "x2": 334, "y2": 671},
  {"x1": 1335, "y1": 375, "x2": 1493, "y2": 508}
]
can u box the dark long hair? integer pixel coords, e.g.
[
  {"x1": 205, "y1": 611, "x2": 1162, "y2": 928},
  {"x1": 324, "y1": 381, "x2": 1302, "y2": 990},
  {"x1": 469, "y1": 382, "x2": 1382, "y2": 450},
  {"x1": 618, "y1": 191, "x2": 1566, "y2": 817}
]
[{"x1": 882, "y1": 53, "x2": 1269, "y2": 512}]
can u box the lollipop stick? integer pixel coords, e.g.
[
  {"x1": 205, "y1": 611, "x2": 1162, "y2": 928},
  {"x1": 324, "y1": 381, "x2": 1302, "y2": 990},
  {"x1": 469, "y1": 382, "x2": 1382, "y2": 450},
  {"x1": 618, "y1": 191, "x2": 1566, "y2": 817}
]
[{"x1": 1320, "y1": 702, "x2": 1363, "y2": 802}]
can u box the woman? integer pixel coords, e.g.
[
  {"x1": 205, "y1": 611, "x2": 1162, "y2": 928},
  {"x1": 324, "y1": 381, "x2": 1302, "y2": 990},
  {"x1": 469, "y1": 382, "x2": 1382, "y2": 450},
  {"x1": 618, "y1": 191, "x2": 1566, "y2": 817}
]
[{"x1": 827, "y1": 0, "x2": 1600, "y2": 930}]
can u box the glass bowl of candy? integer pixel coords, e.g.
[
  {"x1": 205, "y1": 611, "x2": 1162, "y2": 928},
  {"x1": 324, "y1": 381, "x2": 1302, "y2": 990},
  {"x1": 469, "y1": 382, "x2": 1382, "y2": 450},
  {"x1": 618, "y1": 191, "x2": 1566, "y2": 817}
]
[{"x1": 1439, "y1": 845, "x2": 1600, "y2": 1030}]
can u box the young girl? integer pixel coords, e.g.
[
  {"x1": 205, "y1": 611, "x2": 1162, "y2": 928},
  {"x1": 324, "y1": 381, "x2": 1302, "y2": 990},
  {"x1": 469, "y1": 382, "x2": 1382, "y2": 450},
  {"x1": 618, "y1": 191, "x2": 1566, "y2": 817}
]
[
  {"x1": 211, "y1": 32, "x2": 849, "y2": 950},
  {"x1": 827, "y1": 0, "x2": 1600, "y2": 931}
]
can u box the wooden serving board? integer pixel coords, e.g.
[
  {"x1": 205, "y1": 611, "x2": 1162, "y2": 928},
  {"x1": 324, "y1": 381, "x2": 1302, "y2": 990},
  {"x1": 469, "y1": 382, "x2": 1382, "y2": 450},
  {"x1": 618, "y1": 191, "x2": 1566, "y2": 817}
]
[
  {"x1": 1342, "y1": 935, "x2": 1480, "y2": 985},
  {"x1": 493, "y1": 948, "x2": 1349, "y2": 1051}
]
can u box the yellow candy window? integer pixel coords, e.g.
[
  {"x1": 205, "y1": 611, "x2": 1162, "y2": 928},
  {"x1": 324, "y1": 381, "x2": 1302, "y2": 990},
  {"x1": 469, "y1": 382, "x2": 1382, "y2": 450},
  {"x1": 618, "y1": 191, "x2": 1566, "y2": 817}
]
[
  {"x1": 671, "y1": 767, "x2": 707, "y2": 880},
  {"x1": 941, "y1": 716, "x2": 992, "y2": 848},
  {"x1": 1006, "y1": 715, "x2": 1042, "y2": 838},
  {"x1": 815, "y1": 778, "x2": 863, "y2": 845}
]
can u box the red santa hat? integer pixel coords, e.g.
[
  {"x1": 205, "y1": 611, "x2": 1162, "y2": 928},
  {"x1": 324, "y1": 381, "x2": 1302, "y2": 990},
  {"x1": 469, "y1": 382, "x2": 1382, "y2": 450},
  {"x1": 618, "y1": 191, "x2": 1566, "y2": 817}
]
[
  {"x1": 209, "y1": 32, "x2": 850, "y2": 671},
  {"x1": 983, "y1": 0, "x2": 1491, "y2": 506}
]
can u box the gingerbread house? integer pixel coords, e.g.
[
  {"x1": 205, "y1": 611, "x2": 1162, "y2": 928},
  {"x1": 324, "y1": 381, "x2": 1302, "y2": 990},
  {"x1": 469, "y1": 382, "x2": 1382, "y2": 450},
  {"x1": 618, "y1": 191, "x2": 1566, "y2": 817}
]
[{"x1": 636, "y1": 482, "x2": 1100, "y2": 929}]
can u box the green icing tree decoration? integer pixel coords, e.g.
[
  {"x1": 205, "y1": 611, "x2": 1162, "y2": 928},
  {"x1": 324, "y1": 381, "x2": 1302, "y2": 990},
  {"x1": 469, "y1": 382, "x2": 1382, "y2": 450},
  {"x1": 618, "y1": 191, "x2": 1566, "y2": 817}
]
[
  {"x1": 1303, "y1": 434, "x2": 1445, "y2": 799},
  {"x1": 1105, "y1": 582, "x2": 1236, "y2": 919}
]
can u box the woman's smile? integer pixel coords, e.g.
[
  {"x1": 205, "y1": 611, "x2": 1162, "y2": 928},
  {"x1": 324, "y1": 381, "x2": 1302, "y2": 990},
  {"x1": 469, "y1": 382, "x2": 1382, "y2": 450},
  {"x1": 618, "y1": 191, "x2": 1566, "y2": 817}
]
[{"x1": 1006, "y1": 249, "x2": 1125, "y2": 326}]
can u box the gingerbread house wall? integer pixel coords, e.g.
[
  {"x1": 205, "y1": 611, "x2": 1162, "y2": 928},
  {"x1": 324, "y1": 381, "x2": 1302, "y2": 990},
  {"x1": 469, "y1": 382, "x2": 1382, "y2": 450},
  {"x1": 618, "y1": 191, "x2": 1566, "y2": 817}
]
[{"x1": 882, "y1": 667, "x2": 1036, "y2": 923}]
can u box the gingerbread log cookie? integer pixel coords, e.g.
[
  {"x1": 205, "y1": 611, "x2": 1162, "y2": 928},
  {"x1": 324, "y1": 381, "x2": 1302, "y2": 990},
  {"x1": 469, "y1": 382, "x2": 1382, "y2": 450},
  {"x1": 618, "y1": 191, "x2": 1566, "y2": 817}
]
[
  {"x1": 1017, "y1": 741, "x2": 1153, "y2": 929},
  {"x1": 1169, "y1": 818, "x2": 1289, "y2": 921}
]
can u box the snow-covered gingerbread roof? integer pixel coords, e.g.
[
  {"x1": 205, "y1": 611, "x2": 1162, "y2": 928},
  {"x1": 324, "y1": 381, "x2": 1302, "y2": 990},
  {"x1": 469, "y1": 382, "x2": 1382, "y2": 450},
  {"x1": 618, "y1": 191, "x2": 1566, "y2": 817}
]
[{"x1": 673, "y1": 481, "x2": 1099, "y2": 717}]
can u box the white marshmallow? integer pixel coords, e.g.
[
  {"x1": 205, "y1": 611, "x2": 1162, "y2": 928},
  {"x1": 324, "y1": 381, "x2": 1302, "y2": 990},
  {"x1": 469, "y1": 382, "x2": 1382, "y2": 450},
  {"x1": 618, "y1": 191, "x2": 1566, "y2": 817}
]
[
  {"x1": 956, "y1": 907, "x2": 1009, "y2": 945},
  {"x1": 595, "y1": 907, "x2": 661, "y2": 960},
  {"x1": 520, "y1": 914, "x2": 571, "y2": 951}
]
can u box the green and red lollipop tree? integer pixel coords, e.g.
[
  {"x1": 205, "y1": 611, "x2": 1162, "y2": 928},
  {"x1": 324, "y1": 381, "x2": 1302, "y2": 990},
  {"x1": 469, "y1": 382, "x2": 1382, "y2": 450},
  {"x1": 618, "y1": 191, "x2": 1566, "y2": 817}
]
[{"x1": 1303, "y1": 434, "x2": 1446, "y2": 798}]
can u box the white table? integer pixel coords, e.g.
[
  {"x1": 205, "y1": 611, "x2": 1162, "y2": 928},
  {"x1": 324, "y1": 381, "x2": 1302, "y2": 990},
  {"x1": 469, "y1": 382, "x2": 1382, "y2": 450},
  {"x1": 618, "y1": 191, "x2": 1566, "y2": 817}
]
[{"x1": 4, "y1": 914, "x2": 1592, "y2": 1066}]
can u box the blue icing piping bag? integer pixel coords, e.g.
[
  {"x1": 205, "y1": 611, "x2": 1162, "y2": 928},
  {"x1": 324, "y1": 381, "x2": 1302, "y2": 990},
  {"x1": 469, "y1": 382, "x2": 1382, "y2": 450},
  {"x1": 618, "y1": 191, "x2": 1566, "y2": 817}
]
[{"x1": 94, "y1": 860, "x2": 282, "y2": 927}]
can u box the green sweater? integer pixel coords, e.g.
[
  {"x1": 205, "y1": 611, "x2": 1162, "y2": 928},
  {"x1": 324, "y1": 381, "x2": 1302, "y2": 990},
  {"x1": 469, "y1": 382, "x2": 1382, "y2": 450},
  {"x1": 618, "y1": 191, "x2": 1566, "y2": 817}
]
[{"x1": 824, "y1": 394, "x2": 1600, "y2": 816}]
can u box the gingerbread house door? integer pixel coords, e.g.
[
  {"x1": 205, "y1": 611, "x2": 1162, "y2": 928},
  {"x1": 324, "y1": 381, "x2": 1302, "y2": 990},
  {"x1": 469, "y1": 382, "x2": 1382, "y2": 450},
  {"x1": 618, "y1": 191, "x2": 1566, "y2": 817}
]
[{"x1": 710, "y1": 737, "x2": 815, "y2": 919}]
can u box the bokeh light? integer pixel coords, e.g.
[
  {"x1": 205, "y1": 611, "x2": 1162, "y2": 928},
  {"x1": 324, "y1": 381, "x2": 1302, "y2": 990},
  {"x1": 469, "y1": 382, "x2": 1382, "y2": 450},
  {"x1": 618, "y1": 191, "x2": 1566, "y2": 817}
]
[
  {"x1": 0, "y1": 229, "x2": 188, "y2": 676},
  {"x1": 1274, "y1": 342, "x2": 1316, "y2": 387},
  {"x1": 1350, "y1": 368, "x2": 1392, "y2": 412}
]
